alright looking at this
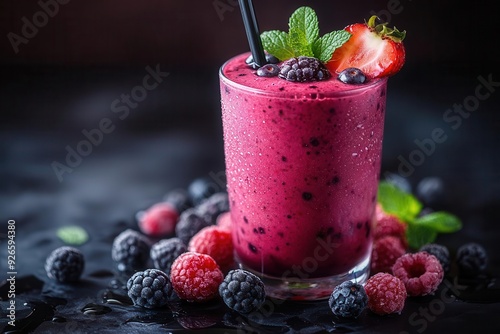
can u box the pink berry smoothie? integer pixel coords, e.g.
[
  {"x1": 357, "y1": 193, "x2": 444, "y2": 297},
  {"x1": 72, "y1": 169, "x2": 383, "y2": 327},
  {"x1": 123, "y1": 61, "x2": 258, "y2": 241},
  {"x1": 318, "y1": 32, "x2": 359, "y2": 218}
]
[{"x1": 220, "y1": 53, "x2": 387, "y2": 299}]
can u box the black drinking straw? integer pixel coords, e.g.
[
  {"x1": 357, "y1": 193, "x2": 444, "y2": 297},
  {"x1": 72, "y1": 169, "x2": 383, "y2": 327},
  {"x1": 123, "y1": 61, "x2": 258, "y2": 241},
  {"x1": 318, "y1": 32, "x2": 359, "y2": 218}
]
[{"x1": 238, "y1": 0, "x2": 267, "y2": 67}]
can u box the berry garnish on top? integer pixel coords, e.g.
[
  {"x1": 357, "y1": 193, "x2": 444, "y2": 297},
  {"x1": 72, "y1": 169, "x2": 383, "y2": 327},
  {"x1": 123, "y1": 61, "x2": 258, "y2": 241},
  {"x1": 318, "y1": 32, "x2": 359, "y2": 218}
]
[
  {"x1": 338, "y1": 67, "x2": 366, "y2": 84},
  {"x1": 279, "y1": 56, "x2": 330, "y2": 82},
  {"x1": 257, "y1": 7, "x2": 351, "y2": 81},
  {"x1": 327, "y1": 16, "x2": 406, "y2": 79}
]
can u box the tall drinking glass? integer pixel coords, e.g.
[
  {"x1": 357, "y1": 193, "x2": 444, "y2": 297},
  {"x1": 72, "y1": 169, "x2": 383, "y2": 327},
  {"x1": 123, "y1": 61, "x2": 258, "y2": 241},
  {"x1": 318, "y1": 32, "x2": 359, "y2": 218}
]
[{"x1": 220, "y1": 53, "x2": 388, "y2": 300}]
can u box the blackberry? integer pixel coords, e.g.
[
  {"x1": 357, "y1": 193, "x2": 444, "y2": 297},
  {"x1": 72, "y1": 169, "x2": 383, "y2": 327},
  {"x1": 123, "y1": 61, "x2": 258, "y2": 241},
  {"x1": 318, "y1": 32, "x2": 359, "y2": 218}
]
[
  {"x1": 45, "y1": 246, "x2": 85, "y2": 283},
  {"x1": 196, "y1": 192, "x2": 230, "y2": 225},
  {"x1": 419, "y1": 243, "x2": 451, "y2": 273},
  {"x1": 163, "y1": 188, "x2": 193, "y2": 213},
  {"x1": 338, "y1": 67, "x2": 366, "y2": 84},
  {"x1": 175, "y1": 208, "x2": 212, "y2": 244},
  {"x1": 456, "y1": 242, "x2": 488, "y2": 277},
  {"x1": 150, "y1": 238, "x2": 187, "y2": 275},
  {"x1": 111, "y1": 229, "x2": 151, "y2": 271},
  {"x1": 279, "y1": 57, "x2": 330, "y2": 82},
  {"x1": 328, "y1": 281, "x2": 368, "y2": 319},
  {"x1": 126, "y1": 269, "x2": 173, "y2": 308},
  {"x1": 219, "y1": 269, "x2": 266, "y2": 314}
]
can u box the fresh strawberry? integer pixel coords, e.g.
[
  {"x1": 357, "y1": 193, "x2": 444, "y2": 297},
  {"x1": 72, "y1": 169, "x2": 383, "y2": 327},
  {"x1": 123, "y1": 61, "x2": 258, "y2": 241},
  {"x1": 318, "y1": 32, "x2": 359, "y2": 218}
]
[{"x1": 326, "y1": 16, "x2": 406, "y2": 79}]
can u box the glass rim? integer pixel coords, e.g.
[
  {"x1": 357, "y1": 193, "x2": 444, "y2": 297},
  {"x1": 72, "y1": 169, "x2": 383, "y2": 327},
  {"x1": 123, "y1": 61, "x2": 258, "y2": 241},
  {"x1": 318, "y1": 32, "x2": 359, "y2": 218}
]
[{"x1": 219, "y1": 54, "x2": 388, "y2": 98}]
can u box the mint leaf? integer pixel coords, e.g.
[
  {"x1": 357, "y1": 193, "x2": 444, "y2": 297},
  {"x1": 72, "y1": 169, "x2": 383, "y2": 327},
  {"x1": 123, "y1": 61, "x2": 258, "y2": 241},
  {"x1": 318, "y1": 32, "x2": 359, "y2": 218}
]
[
  {"x1": 288, "y1": 6, "x2": 318, "y2": 57},
  {"x1": 260, "y1": 30, "x2": 295, "y2": 61},
  {"x1": 260, "y1": 6, "x2": 351, "y2": 62},
  {"x1": 406, "y1": 223, "x2": 437, "y2": 249},
  {"x1": 413, "y1": 212, "x2": 462, "y2": 233},
  {"x1": 57, "y1": 225, "x2": 89, "y2": 245},
  {"x1": 377, "y1": 181, "x2": 422, "y2": 222},
  {"x1": 313, "y1": 30, "x2": 351, "y2": 63}
]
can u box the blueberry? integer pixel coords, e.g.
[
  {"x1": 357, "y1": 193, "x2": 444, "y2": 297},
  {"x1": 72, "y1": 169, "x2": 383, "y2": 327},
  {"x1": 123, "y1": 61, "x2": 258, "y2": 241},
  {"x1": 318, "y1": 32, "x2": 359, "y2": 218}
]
[
  {"x1": 246, "y1": 53, "x2": 279, "y2": 69},
  {"x1": 416, "y1": 177, "x2": 445, "y2": 207},
  {"x1": 338, "y1": 68, "x2": 366, "y2": 84},
  {"x1": 163, "y1": 188, "x2": 192, "y2": 213},
  {"x1": 256, "y1": 64, "x2": 280, "y2": 77},
  {"x1": 384, "y1": 172, "x2": 412, "y2": 193},
  {"x1": 188, "y1": 177, "x2": 219, "y2": 206}
]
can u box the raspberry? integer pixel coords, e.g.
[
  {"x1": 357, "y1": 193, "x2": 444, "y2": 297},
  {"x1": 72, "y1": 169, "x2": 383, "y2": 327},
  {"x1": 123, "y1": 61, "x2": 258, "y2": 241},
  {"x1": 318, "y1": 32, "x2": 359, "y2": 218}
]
[
  {"x1": 45, "y1": 246, "x2": 85, "y2": 283},
  {"x1": 456, "y1": 242, "x2": 488, "y2": 277},
  {"x1": 150, "y1": 238, "x2": 187, "y2": 275},
  {"x1": 328, "y1": 281, "x2": 368, "y2": 319},
  {"x1": 392, "y1": 252, "x2": 444, "y2": 296},
  {"x1": 419, "y1": 243, "x2": 451, "y2": 273},
  {"x1": 188, "y1": 225, "x2": 234, "y2": 270},
  {"x1": 111, "y1": 229, "x2": 151, "y2": 271},
  {"x1": 138, "y1": 202, "x2": 179, "y2": 237},
  {"x1": 216, "y1": 211, "x2": 232, "y2": 231},
  {"x1": 364, "y1": 273, "x2": 406, "y2": 315},
  {"x1": 196, "y1": 192, "x2": 230, "y2": 225},
  {"x1": 370, "y1": 236, "x2": 406, "y2": 274},
  {"x1": 279, "y1": 56, "x2": 330, "y2": 82},
  {"x1": 175, "y1": 208, "x2": 212, "y2": 244},
  {"x1": 126, "y1": 269, "x2": 173, "y2": 308},
  {"x1": 219, "y1": 269, "x2": 266, "y2": 314},
  {"x1": 374, "y1": 209, "x2": 408, "y2": 249},
  {"x1": 170, "y1": 252, "x2": 224, "y2": 302}
]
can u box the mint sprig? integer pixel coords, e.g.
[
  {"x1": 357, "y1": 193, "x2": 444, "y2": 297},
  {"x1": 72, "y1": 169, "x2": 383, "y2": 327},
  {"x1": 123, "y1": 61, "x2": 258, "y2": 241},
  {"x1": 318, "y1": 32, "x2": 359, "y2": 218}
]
[
  {"x1": 377, "y1": 181, "x2": 462, "y2": 249},
  {"x1": 260, "y1": 7, "x2": 351, "y2": 63}
]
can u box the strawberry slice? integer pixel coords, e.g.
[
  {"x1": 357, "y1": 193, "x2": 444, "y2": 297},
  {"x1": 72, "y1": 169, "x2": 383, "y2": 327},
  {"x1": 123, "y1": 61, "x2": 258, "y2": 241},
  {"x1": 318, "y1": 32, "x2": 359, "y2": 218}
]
[{"x1": 326, "y1": 16, "x2": 406, "y2": 79}]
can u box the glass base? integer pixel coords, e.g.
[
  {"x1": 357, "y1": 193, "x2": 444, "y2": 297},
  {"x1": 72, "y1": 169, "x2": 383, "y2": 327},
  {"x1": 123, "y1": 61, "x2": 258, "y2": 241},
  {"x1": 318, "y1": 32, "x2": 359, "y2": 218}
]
[{"x1": 237, "y1": 255, "x2": 371, "y2": 301}]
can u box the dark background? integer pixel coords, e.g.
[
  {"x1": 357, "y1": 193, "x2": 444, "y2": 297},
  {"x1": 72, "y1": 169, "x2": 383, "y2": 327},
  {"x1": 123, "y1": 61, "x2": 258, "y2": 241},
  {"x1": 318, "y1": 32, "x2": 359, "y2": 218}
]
[
  {"x1": 1, "y1": 0, "x2": 498, "y2": 212},
  {"x1": 0, "y1": 1, "x2": 499, "y2": 333}
]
